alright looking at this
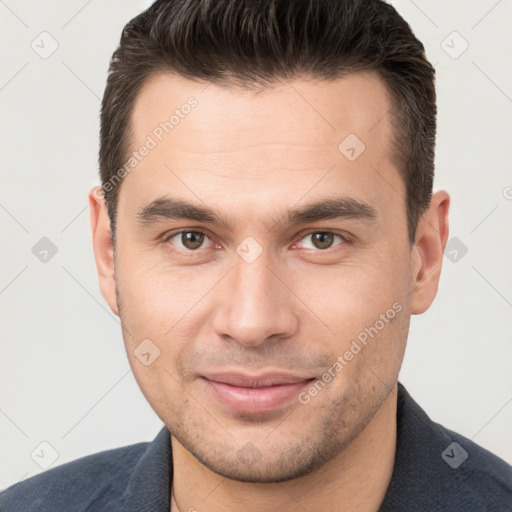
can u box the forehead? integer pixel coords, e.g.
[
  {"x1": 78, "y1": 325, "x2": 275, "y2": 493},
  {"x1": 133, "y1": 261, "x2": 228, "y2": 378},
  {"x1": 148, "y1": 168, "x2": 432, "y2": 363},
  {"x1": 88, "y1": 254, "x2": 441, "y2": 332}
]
[
  {"x1": 119, "y1": 70, "x2": 402, "y2": 229},
  {"x1": 129, "y1": 70, "x2": 393, "y2": 155}
]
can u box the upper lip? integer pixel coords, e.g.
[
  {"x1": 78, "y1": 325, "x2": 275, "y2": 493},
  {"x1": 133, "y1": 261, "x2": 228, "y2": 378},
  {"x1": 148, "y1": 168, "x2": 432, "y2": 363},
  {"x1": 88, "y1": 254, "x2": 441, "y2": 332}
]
[{"x1": 202, "y1": 372, "x2": 313, "y2": 388}]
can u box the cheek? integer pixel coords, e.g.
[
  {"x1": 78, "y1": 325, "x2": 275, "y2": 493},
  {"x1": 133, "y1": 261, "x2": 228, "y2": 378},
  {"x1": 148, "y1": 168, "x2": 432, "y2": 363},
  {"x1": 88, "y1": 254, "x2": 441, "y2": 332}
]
[
  {"x1": 291, "y1": 259, "x2": 407, "y2": 334},
  {"x1": 117, "y1": 274, "x2": 191, "y2": 414},
  {"x1": 287, "y1": 253, "x2": 411, "y2": 388},
  {"x1": 115, "y1": 258, "x2": 217, "y2": 388},
  {"x1": 116, "y1": 247, "x2": 214, "y2": 335}
]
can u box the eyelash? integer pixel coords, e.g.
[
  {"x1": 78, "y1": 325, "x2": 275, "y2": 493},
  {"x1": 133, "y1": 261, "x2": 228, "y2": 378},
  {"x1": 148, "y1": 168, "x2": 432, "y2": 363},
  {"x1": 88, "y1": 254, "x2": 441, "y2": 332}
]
[{"x1": 162, "y1": 229, "x2": 351, "y2": 256}]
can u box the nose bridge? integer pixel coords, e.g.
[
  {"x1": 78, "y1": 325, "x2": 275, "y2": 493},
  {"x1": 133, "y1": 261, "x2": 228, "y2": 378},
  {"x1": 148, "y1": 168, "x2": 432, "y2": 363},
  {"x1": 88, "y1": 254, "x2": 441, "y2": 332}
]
[{"x1": 212, "y1": 248, "x2": 298, "y2": 346}]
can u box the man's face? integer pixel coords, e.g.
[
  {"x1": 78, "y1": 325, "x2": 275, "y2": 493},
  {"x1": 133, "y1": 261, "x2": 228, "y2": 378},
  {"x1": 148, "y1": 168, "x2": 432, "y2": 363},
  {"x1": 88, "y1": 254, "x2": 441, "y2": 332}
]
[{"x1": 102, "y1": 71, "x2": 418, "y2": 482}]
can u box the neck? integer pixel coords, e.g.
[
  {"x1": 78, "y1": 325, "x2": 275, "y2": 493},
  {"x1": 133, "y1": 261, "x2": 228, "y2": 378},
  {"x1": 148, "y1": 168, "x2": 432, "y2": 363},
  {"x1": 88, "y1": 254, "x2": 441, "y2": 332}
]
[{"x1": 171, "y1": 383, "x2": 397, "y2": 512}]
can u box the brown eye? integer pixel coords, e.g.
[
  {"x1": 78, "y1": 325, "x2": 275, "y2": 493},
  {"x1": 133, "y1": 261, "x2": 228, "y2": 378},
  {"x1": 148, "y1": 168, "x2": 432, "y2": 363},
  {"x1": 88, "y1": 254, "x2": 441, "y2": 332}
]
[
  {"x1": 180, "y1": 231, "x2": 205, "y2": 250},
  {"x1": 167, "y1": 231, "x2": 208, "y2": 251},
  {"x1": 298, "y1": 232, "x2": 345, "y2": 250},
  {"x1": 310, "y1": 232, "x2": 335, "y2": 249}
]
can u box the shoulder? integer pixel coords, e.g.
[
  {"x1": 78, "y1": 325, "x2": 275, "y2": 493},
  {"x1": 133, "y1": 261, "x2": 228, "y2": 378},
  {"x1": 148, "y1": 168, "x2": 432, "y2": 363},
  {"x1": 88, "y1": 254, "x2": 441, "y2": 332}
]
[
  {"x1": 380, "y1": 383, "x2": 512, "y2": 511},
  {"x1": 0, "y1": 441, "x2": 149, "y2": 512},
  {"x1": 431, "y1": 421, "x2": 512, "y2": 509}
]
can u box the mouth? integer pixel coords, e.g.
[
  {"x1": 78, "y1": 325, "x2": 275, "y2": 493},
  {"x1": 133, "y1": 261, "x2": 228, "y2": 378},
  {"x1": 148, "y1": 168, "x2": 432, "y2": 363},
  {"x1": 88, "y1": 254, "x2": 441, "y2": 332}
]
[{"x1": 200, "y1": 372, "x2": 316, "y2": 414}]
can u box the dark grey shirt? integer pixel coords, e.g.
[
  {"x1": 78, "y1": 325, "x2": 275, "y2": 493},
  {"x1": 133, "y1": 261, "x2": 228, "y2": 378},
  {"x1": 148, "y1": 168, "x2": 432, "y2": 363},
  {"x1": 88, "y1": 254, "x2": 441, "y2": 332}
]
[{"x1": 1, "y1": 382, "x2": 511, "y2": 511}]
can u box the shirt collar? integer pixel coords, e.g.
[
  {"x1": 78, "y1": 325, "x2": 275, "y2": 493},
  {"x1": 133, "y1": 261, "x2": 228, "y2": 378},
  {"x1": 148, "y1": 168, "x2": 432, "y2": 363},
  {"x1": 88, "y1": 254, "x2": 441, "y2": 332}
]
[{"x1": 119, "y1": 425, "x2": 173, "y2": 512}]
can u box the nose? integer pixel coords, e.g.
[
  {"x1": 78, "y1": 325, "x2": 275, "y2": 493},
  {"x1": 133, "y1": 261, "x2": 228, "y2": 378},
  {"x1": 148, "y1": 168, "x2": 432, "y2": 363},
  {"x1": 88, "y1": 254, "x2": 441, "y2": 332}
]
[{"x1": 212, "y1": 251, "x2": 300, "y2": 348}]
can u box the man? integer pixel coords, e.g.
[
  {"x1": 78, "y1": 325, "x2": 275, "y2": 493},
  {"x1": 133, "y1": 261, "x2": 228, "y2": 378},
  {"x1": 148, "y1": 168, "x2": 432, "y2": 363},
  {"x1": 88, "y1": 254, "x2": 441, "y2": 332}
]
[{"x1": 1, "y1": 0, "x2": 511, "y2": 510}]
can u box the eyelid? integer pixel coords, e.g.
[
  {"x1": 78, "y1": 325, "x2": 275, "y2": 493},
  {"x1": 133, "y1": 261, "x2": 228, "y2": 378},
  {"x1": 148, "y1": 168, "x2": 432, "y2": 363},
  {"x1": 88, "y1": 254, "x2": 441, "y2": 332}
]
[
  {"x1": 292, "y1": 229, "x2": 351, "y2": 250},
  {"x1": 162, "y1": 227, "x2": 352, "y2": 254},
  {"x1": 163, "y1": 228, "x2": 214, "y2": 246},
  {"x1": 164, "y1": 228, "x2": 210, "y2": 239}
]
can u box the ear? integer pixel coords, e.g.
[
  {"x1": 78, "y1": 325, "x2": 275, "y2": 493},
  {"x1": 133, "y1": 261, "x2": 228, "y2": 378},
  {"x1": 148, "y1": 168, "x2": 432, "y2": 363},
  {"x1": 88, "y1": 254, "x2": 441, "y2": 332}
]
[
  {"x1": 410, "y1": 190, "x2": 450, "y2": 315},
  {"x1": 88, "y1": 186, "x2": 119, "y2": 316}
]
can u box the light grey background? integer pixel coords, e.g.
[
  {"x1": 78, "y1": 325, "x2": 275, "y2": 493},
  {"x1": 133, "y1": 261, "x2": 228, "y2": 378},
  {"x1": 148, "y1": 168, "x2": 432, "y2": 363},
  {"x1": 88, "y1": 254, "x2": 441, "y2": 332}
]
[{"x1": 1, "y1": 0, "x2": 511, "y2": 490}]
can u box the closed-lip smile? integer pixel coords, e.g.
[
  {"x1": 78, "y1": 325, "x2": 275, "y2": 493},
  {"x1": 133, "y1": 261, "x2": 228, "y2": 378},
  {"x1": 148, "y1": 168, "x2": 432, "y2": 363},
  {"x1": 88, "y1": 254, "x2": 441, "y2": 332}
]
[{"x1": 200, "y1": 371, "x2": 315, "y2": 414}]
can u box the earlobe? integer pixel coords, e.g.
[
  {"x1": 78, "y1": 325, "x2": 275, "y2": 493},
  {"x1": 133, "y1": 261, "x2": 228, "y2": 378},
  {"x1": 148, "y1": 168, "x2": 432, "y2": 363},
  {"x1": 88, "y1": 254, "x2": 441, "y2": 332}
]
[
  {"x1": 88, "y1": 187, "x2": 119, "y2": 316},
  {"x1": 410, "y1": 190, "x2": 450, "y2": 315}
]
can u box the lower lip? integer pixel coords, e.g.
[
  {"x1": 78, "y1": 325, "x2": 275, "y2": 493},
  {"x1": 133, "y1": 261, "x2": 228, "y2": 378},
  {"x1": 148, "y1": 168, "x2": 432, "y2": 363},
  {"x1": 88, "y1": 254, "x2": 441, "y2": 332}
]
[{"x1": 202, "y1": 377, "x2": 313, "y2": 414}]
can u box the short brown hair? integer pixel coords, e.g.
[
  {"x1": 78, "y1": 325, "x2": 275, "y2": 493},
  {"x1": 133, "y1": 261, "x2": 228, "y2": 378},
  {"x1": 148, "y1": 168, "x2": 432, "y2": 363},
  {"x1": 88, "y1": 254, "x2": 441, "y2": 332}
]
[{"x1": 99, "y1": 0, "x2": 436, "y2": 245}]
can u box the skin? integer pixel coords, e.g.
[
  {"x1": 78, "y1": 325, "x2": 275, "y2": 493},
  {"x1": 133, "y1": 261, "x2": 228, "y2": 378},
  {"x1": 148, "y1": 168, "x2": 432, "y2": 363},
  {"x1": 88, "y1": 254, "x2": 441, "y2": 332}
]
[{"x1": 89, "y1": 71, "x2": 449, "y2": 511}]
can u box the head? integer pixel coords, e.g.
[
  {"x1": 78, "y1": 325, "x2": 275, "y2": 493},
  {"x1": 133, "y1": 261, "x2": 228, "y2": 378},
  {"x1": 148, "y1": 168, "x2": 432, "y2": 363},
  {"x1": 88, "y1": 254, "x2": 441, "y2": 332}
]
[{"x1": 90, "y1": 0, "x2": 449, "y2": 483}]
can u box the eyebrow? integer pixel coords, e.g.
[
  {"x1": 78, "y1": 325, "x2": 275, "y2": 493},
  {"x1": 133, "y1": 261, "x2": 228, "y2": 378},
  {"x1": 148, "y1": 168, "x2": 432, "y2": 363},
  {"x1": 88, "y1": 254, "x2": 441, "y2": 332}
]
[{"x1": 135, "y1": 195, "x2": 377, "y2": 231}]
